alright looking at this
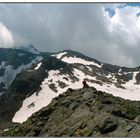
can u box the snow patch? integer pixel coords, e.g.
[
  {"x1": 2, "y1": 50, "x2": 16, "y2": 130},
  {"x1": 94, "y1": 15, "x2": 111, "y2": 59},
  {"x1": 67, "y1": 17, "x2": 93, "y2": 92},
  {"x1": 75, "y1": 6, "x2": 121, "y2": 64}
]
[
  {"x1": 12, "y1": 76, "x2": 58, "y2": 123},
  {"x1": 0, "y1": 61, "x2": 5, "y2": 68},
  {"x1": 95, "y1": 71, "x2": 140, "y2": 101},
  {"x1": 12, "y1": 68, "x2": 100, "y2": 123},
  {"x1": 55, "y1": 52, "x2": 67, "y2": 59},
  {"x1": 0, "y1": 92, "x2": 4, "y2": 96},
  {"x1": 12, "y1": 68, "x2": 140, "y2": 123},
  {"x1": 34, "y1": 62, "x2": 42, "y2": 70},
  {"x1": 118, "y1": 68, "x2": 122, "y2": 75},
  {"x1": 61, "y1": 56, "x2": 102, "y2": 68},
  {"x1": 86, "y1": 66, "x2": 92, "y2": 72},
  {"x1": 0, "y1": 56, "x2": 42, "y2": 88},
  {"x1": 3, "y1": 129, "x2": 10, "y2": 132},
  {"x1": 119, "y1": 68, "x2": 122, "y2": 73},
  {"x1": 18, "y1": 53, "x2": 25, "y2": 57}
]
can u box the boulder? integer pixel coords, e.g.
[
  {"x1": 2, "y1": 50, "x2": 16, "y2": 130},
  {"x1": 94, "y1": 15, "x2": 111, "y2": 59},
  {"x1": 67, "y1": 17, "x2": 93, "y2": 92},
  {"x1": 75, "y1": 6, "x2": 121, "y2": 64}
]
[
  {"x1": 97, "y1": 117, "x2": 118, "y2": 134},
  {"x1": 83, "y1": 92, "x2": 95, "y2": 100},
  {"x1": 134, "y1": 115, "x2": 140, "y2": 123}
]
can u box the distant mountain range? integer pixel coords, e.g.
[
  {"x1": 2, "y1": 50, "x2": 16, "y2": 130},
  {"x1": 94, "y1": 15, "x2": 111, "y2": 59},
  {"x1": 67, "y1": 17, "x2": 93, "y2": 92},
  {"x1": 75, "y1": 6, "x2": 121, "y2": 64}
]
[{"x1": 0, "y1": 45, "x2": 140, "y2": 134}]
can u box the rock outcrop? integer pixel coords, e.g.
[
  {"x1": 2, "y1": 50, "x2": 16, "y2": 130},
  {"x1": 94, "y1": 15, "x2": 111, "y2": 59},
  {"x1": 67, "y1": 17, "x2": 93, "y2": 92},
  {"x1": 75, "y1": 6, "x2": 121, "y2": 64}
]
[{"x1": 2, "y1": 87, "x2": 140, "y2": 137}]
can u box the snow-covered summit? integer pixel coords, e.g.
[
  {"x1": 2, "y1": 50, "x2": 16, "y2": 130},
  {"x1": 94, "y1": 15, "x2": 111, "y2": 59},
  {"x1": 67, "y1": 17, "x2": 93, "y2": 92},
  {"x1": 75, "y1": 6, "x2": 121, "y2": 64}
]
[{"x1": 51, "y1": 50, "x2": 102, "y2": 68}]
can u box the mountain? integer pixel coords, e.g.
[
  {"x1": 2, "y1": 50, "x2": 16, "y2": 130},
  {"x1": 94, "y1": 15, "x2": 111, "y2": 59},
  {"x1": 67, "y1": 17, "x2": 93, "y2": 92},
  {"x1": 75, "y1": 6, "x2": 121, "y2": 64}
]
[
  {"x1": 14, "y1": 45, "x2": 40, "y2": 54},
  {"x1": 0, "y1": 46, "x2": 42, "y2": 94},
  {"x1": 0, "y1": 47, "x2": 140, "y2": 134},
  {"x1": 2, "y1": 87, "x2": 140, "y2": 137}
]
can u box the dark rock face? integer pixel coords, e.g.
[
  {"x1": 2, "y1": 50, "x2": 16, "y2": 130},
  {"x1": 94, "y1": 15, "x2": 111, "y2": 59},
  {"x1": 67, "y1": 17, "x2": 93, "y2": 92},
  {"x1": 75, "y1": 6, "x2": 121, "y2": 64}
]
[
  {"x1": 0, "y1": 82, "x2": 5, "y2": 92},
  {"x1": 136, "y1": 73, "x2": 140, "y2": 84},
  {"x1": 2, "y1": 87, "x2": 140, "y2": 137},
  {"x1": 97, "y1": 117, "x2": 118, "y2": 134},
  {"x1": 0, "y1": 55, "x2": 76, "y2": 131},
  {"x1": 0, "y1": 68, "x2": 5, "y2": 76},
  {"x1": 0, "y1": 48, "x2": 37, "y2": 69}
]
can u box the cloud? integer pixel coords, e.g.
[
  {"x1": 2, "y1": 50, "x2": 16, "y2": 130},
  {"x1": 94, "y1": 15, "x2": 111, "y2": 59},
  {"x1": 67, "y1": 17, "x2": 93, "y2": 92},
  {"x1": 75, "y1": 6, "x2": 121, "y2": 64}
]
[
  {"x1": 105, "y1": 5, "x2": 140, "y2": 67},
  {"x1": 0, "y1": 4, "x2": 140, "y2": 67},
  {"x1": 0, "y1": 22, "x2": 14, "y2": 48}
]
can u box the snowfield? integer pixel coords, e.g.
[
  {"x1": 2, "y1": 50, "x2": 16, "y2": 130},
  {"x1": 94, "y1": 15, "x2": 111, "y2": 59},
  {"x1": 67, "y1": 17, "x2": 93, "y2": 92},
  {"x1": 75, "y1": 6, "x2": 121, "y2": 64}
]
[
  {"x1": 52, "y1": 52, "x2": 102, "y2": 68},
  {"x1": 12, "y1": 67, "x2": 140, "y2": 123},
  {"x1": 61, "y1": 56, "x2": 102, "y2": 68},
  {"x1": 11, "y1": 51, "x2": 140, "y2": 123}
]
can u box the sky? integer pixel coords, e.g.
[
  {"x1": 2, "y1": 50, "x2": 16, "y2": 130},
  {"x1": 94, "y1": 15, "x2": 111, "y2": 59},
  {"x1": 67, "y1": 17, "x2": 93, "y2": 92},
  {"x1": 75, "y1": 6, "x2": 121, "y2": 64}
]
[{"x1": 0, "y1": 3, "x2": 140, "y2": 67}]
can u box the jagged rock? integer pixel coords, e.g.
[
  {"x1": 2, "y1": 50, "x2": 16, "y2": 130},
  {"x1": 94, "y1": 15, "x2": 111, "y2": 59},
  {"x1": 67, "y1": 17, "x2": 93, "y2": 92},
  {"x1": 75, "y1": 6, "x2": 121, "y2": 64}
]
[
  {"x1": 67, "y1": 88, "x2": 74, "y2": 92},
  {"x1": 97, "y1": 117, "x2": 118, "y2": 134},
  {"x1": 111, "y1": 110, "x2": 135, "y2": 119},
  {"x1": 2, "y1": 87, "x2": 140, "y2": 137},
  {"x1": 83, "y1": 91, "x2": 95, "y2": 100},
  {"x1": 60, "y1": 99, "x2": 71, "y2": 107},
  {"x1": 126, "y1": 124, "x2": 135, "y2": 131},
  {"x1": 101, "y1": 100, "x2": 112, "y2": 105},
  {"x1": 134, "y1": 115, "x2": 140, "y2": 123},
  {"x1": 74, "y1": 127, "x2": 92, "y2": 137},
  {"x1": 69, "y1": 101, "x2": 80, "y2": 110}
]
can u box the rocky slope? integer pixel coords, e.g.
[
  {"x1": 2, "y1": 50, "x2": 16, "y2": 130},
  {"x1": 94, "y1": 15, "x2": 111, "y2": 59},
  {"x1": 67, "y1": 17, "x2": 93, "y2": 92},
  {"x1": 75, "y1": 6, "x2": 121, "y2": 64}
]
[
  {"x1": 0, "y1": 46, "x2": 42, "y2": 94},
  {"x1": 2, "y1": 87, "x2": 140, "y2": 137},
  {"x1": 1, "y1": 47, "x2": 140, "y2": 133}
]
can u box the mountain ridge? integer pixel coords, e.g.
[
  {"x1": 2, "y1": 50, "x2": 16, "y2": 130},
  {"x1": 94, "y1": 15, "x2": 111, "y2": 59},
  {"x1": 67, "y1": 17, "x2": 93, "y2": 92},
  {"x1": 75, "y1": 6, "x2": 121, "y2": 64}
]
[
  {"x1": 0, "y1": 46, "x2": 140, "y2": 134},
  {"x1": 2, "y1": 87, "x2": 140, "y2": 137}
]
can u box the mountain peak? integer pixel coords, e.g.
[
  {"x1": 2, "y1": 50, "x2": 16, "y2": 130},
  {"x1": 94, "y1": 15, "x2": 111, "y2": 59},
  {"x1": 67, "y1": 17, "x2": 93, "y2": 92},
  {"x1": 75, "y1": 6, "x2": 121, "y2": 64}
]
[{"x1": 15, "y1": 45, "x2": 39, "y2": 54}]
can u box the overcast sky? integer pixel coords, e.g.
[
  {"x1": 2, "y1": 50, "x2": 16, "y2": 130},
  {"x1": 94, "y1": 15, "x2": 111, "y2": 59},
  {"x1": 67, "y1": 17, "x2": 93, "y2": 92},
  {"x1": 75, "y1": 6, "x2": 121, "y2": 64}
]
[{"x1": 0, "y1": 3, "x2": 140, "y2": 67}]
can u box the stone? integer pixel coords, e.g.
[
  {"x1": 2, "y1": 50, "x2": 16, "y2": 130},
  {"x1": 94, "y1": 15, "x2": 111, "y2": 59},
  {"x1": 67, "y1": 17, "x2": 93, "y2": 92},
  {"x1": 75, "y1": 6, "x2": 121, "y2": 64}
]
[
  {"x1": 101, "y1": 100, "x2": 112, "y2": 105},
  {"x1": 67, "y1": 88, "x2": 74, "y2": 92},
  {"x1": 60, "y1": 100, "x2": 70, "y2": 107},
  {"x1": 126, "y1": 124, "x2": 134, "y2": 131},
  {"x1": 97, "y1": 118, "x2": 118, "y2": 134},
  {"x1": 134, "y1": 115, "x2": 140, "y2": 123},
  {"x1": 69, "y1": 102, "x2": 79, "y2": 110},
  {"x1": 83, "y1": 92, "x2": 95, "y2": 100},
  {"x1": 36, "y1": 121, "x2": 44, "y2": 126},
  {"x1": 2, "y1": 87, "x2": 140, "y2": 137},
  {"x1": 80, "y1": 127, "x2": 93, "y2": 136}
]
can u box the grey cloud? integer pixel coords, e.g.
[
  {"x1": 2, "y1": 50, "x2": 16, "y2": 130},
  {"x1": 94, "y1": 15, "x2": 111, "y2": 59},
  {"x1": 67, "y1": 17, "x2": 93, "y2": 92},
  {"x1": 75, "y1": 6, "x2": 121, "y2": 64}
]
[{"x1": 0, "y1": 4, "x2": 139, "y2": 67}]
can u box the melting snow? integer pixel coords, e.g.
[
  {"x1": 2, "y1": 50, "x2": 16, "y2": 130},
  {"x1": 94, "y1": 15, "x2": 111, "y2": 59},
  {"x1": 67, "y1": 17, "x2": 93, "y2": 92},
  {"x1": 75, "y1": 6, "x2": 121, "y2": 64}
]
[
  {"x1": 12, "y1": 67, "x2": 140, "y2": 123},
  {"x1": 56, "y1": 52, "x2": 67, "y2": 59},
  {"x1": 86, "y1": 66, "x2": 92, "y2": 72},
  {"x1": 34, "y1": 62, "x2": 42, "y2": 70},
  {"x1": 12, "y1": 68, "x2": 99, "y2": 123},
  {"x1": 61, "y1": 56, "x2": 102, "y2": 68},
  {"x1": 12, "y1": 78, "x2": 57, "y2": 123},
  {"x1": 0, "y1": 56, "x2": 42, "y2": 88},
  {"x1": 18, "y1": 53, "x2": 25, "y2": 57},
  {"x1": 0, "y1": 61, "x2": 6, "y2": 68},
  {"x1": 51, "y1": 52, "x2": 67, "y2": 59},
  {"x1": 3, "y1": 129, "x2": 10, "y2": 132},
  {"x1": 94, "y1": 71, "x2": 140, "y2": 101},
  {"x1": 119, "y1": 68, "x2": 122, "y2": 73}
]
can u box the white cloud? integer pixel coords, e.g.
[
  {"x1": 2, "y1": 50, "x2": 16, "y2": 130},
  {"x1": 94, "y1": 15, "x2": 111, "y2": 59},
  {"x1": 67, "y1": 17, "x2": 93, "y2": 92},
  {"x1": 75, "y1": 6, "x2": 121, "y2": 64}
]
[
  {"x1": 0, "y1": 4, "x2": 140, "y2": 67},
  {"x1": 103, "y1": 5, "x2": 140, "y2": 67},
  {"x1": 0, "y1": 22, "x2": 14, "y2": 48}
]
